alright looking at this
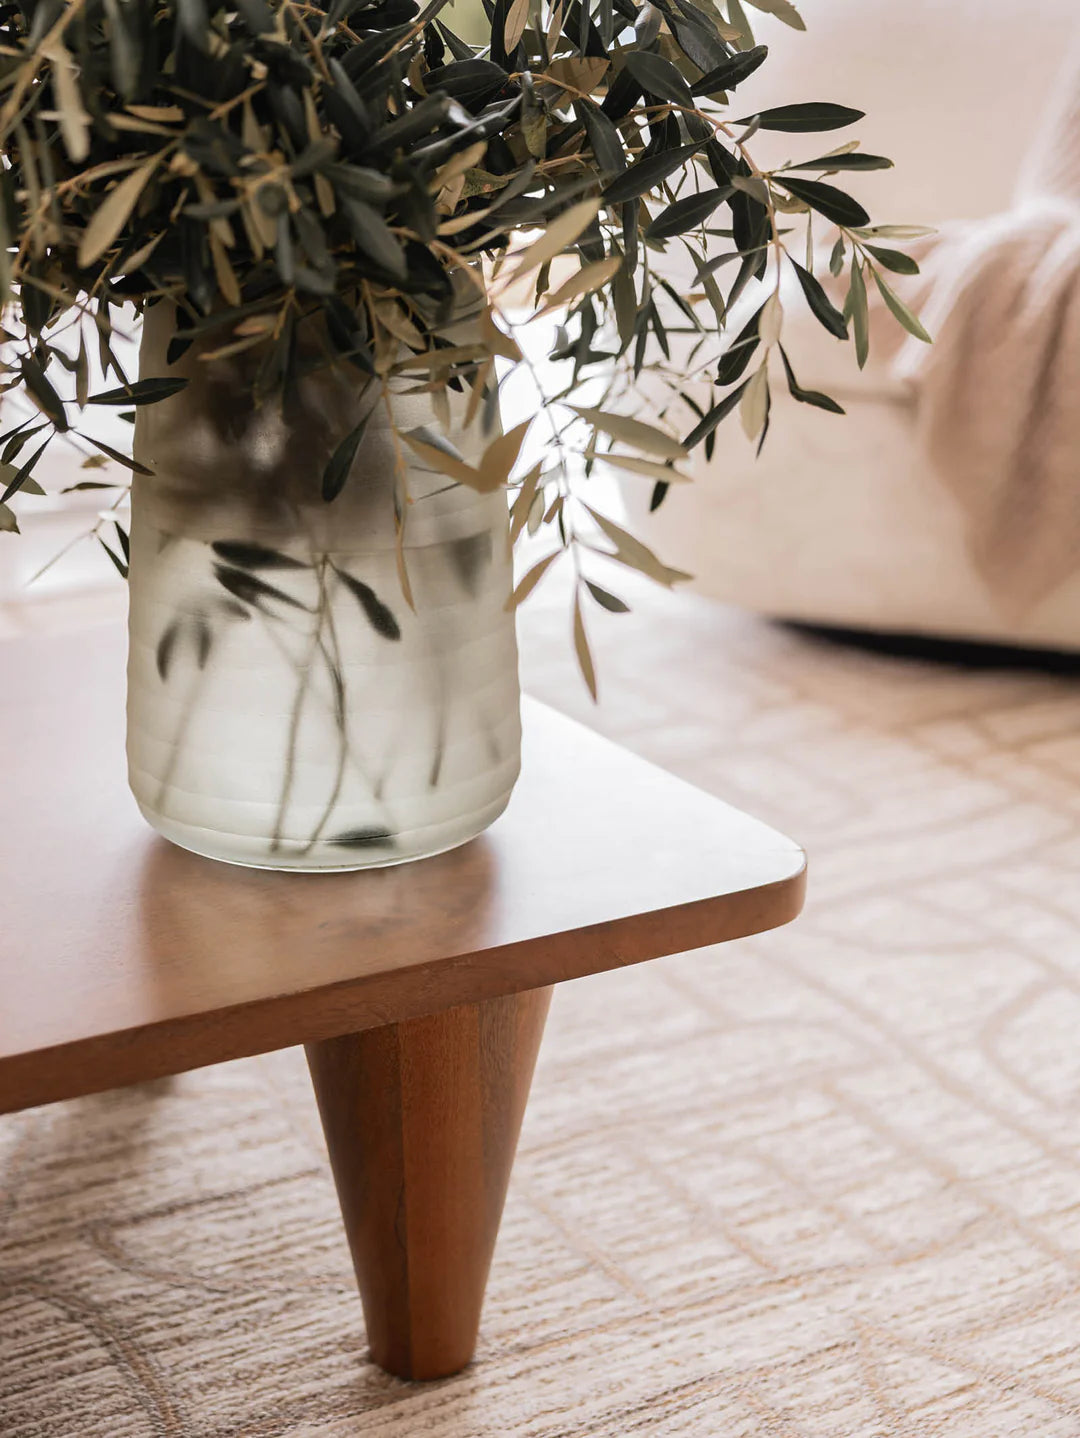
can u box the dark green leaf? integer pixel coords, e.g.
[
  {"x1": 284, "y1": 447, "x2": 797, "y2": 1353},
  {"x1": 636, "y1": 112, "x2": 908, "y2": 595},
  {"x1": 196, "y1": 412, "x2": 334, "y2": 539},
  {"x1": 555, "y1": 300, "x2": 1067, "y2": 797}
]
[
  {"x1": 865, "y1": 244, "x2": 920, "y2": 276},
  {"x1": 156, "y1": 619, "x2": 181, "y2": 679},
  {"x1": 577, "y1": 100, "x2": 626, "y2": 178},
  {"x1": 87, "y1": 378, "x2": 189, "y2": 406},
  {"x1": 790, "y1": 256, "x2": 848, "y2": 339},
  {"x1": 1, "y1": 438, "x2": 50, "y2": 504},
  {"x1": 780, "y1": 176, "x2": 870, "y2": 228},
  {"x1": 585, "y1": 578, "x2": 630, "y2": 612},
  {"x1": 211, "y1": 540, "x2": 309, "y2": 569},
  {"x1": 195, "y1": 616, "x2": 213, "y2": 668},
  {"x1": 340, "y1": 196, "x2": 408, "y2": 282},
  {"x1": 1, "y1": 419, "x2": 48, "y2": 464},
  {"x1": 213, "y1": 564, "x2": 308, "y2": 610},
  {"x1": 778, "y1": 345, "x2": 844, "y2": 413},
  {"x1": 602, "y1": 141, "x2": 706, "y2": 204},
  {"x1": 98, "y1": 535, "x2": 129, "y2": 578},
  {"x1": 21, "y1": 359, "x2": 68, "y2": 430},
  {"x1": 322, "y1": 409, "x2": 373, "y2": 502},
  {"x1": 329, "y1": 826, "x2": 396, "y2": 848},
  {"x1": 871, "y1": 267, "x2": 931, "y2": 342},
  {"x1": 81, "y1": 434, "x2": 155, "y2": 475},
  {"x1": 787, "y1": 151, "x2": 893, "y2": 172},
  {"x1": 336, "y1": 569, "x2": 402, "y2": 640},
  {"x1": 717, "y1": 303, "x2": 764, "y2": 385},
  {"x1": 847, "y1": 259, "x2": 870, "y2": 368},
  {"x1": 683, "y1": 377, "x2": 750, "y2": 448},
  {"x1": 622, "y1": 51, "x2": 695, "y2": 107},
  {"x1": 692, "y1": 45, "x2": 768, "y2": 96},
  {"x1": 659, "y1": 0, "x2": 729, "y2": 73},
  {"x1": 233, "y1": 0, "x2": 274, "y2": 33},
  {"x1": 649, "y1": 479, "x2": 669, "y2": 512},
  {"x1": 645, "y1": 186, "x2": 732, "y2": 241},
  {"x1": 738, "y1": 102, "x2": 865, "y2": 133},
  {"x1": 448, "y1": 531, "x2": 493, "y2": 594}
]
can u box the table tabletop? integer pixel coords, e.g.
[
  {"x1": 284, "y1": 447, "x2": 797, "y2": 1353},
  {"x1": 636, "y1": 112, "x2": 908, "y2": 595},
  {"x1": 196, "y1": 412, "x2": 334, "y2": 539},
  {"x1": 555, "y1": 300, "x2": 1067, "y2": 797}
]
[{"x1": 0, "y1": 624, "x2": 805, "y2": 1115}]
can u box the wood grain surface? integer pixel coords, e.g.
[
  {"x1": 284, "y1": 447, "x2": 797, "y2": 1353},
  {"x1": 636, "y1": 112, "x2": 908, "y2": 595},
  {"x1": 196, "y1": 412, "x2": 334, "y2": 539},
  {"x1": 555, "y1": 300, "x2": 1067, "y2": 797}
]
[
  {"x1": 306, "y1": 987, "x2": 552, "y2": 1380},
  {"x1": 0, "y1": 625, "x2": 805, "y2": 1114}
]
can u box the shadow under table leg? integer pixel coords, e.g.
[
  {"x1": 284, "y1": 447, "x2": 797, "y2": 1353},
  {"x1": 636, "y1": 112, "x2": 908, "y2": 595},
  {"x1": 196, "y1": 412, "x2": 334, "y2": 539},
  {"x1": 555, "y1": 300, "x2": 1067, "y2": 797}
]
[{"x1": 305, "y1": 985, "x2": 553, "y2": 1381}]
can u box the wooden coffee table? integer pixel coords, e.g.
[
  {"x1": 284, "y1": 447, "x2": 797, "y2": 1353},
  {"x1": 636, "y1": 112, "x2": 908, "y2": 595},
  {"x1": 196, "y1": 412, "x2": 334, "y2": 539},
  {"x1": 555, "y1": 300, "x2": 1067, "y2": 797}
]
[{"x1": 0, "y1": 625, "x2": 805, "y2": 1381}]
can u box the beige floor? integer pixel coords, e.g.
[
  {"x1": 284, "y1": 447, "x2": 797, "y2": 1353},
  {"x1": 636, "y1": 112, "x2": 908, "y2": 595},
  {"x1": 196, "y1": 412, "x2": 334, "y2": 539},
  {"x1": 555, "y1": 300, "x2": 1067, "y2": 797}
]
[{"x1": 4, "y1": 575, "x2": 1080, "y2": 1437}]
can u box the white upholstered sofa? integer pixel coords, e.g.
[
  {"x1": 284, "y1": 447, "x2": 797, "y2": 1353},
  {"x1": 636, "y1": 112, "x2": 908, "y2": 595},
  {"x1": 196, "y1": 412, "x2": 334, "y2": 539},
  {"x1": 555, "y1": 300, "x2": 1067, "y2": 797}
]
[{"x1": 622, "y1": 0, "x2": 1080, "y2": 650}]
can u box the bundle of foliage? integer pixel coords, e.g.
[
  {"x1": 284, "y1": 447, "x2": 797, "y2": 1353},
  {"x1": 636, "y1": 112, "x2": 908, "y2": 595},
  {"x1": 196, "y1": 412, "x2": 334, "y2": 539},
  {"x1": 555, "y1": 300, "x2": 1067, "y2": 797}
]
[{"x1": 0, "y1": 0, "x2": 928, "y2": 686}]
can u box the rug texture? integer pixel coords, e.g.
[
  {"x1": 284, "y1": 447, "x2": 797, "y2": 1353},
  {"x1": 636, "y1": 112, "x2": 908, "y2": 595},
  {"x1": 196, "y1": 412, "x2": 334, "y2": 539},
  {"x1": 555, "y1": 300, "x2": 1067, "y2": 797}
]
[{"x1": 4, "y1": 581, "x2": 1080, "y2": 1437}]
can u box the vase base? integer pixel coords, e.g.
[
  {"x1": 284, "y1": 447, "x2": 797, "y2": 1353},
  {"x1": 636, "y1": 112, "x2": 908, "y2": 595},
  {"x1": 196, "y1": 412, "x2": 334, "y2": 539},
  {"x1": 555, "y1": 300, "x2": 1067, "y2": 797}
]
[{"x1": 134, "y1": 792, "x2": 514, "y2": 873}]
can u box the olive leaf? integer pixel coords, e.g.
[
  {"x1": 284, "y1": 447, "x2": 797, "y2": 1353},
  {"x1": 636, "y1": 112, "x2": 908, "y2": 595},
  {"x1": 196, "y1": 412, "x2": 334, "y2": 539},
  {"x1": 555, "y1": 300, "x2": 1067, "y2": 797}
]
[
  {"x1": 1, "y1": 418, "x2": 48, "y2": 464},
  {"x1": 329, "y1": 827, "x2": 396, "y2": 848},
  {"x1": 602, "y1": 142, "x2": 707, "y2": 204},
  {"x1": 210, "y1": 540, "x2": 309, "y2": 569},
  {"x1": 98, "y1": 535, "x2": 129, "y2": 578},
  {"x1": 692, "y1": 46, "x2": 769, "y2": 96},
  {"x1": 622, "y1": 51, "x2": 695, "y2": 107},
  {"x1": 716, "y1": 304, "x2": 765, "y2": 386},
  {"x1": 539, "y1": 257, "x2": 624, "y2": 310},
  {"x1": 585, "y1": 579, "x2": 630, "y2": 613},
  {"x1": 507, "y1": 549, "x2": 561, "y2": 608},
  {"x1": 570, "y1": 406, "x2": 687, "y2": 460},
  {"x1": 588, "y1": 450, "x2": 689, "y2": 483},
  {"x1": 1, "y1": 438, "x2": 50, "y2": 503},
  {"x1": 335, "y1": 569, "x2": 402, "y2": 640},
  {"x1": 507, "y1": 198, "x2": 602, "y2": 281},
  {"x1": 780, "y1": 176, "x2": 870, "y2": 228},
  {"x1": 577, "y1": 100, "x2": 625, "y2": 177},
  {"x1": 778, "y1": 345, "x2": 844, "y2": 413},
  {"x1": 87, "y1": 378, "x2": 188, "y2": 406},
  {"x1": 582, "y1": 503, "x2": 691, "y2": 587},
  {"x1": 81, "y1": 434, "x2": 155, "y2": 475},
  {"x1": 449, "y1": 531, "x2": 493, "y2": 594},
  {"x1": 740, "y1": 102, "x2": 863, "y2": 133},
  {"x1": 339, "y1": 197, "x2": 409, "y2": 283},
  {"x1": 645, "y1": 187, "x2": 732, "y2": 241},
  {"x1": 213, "y1": 564, "x2": 308, "y2": 611},
  {"x1": 156, "y1": 618, "x2": 182, "y2": 679},
  {"x1": 322, "y1": 407, "x2": 375, "y2": 502},
  {"x1": 846, "y1": 259, "x2": 870, "y2": 368},
  {"x1": 745, "y1": 0, "x2": 804, "y2": 29},
  {"x1": 787, "y1": 152, "x2": 893, "y2": 172},
  {"x1": 683, "y1": 377, "x2": 750, "y2": 448},
  {"x1": 790, "y1": 256, "x2": 848, "y2": 340},
  {"x1": 21, "y1": 360, "x2": 67, "y2": 430},
  {"x1": 740, "y1": 364, "x2": 769, "y2": 441},
  {"x1": 78, "y1": 155, "x2": 162, "y2": 268},
  {"x1": 573, "y1": 588, "x2": 598, "y2": 701},
  {"x1": 865, "y1": 244, "x2": 921, "y2": 276},
  {"x1": 402, "y1": 427, "x2": 483, "y2": 488},
  {"x1": 871, "y1": 267, "x2": 931, "y2": 342}
]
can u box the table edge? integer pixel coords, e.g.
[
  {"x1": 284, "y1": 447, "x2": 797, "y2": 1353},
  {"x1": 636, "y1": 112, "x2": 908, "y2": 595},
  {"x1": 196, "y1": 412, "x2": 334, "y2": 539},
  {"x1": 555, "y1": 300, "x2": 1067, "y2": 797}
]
[{"x1": 0, "y1": 859, "x2": 805, "y2": 1114}]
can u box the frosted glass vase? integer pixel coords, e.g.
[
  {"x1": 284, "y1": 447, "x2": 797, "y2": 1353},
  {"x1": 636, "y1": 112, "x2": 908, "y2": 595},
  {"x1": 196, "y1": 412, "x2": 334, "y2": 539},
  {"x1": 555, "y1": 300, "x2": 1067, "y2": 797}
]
[{"x1": 126, "y1": 303, "x2": 521, "y2": 871}]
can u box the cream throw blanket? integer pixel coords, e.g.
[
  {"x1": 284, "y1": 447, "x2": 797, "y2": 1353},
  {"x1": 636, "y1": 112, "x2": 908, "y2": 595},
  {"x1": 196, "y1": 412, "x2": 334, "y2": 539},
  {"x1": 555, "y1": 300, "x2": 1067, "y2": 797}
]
[{"x1": 896, "y1": 37, "x2": 1080, "y2": 611}]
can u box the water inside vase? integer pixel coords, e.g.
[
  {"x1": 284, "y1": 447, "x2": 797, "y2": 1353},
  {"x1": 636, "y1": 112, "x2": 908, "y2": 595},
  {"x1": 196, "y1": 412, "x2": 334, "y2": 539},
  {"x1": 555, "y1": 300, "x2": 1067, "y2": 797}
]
[{"x1": 126, "y1": 504, "x2": 522, "y2": 871}]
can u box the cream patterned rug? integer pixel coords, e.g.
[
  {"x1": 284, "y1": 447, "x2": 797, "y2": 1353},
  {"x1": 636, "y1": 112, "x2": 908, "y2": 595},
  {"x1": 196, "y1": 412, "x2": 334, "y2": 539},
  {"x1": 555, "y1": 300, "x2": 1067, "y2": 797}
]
[{"x1": 4, "y1": 581, "x2": 1080, "y2": 1437}]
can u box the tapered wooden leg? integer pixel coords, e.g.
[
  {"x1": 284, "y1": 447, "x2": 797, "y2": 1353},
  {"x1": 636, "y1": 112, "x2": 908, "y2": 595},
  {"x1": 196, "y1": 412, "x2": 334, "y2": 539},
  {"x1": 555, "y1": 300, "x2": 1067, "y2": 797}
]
[{"x1": 305, "y1": 985, "x2": 552, "y2": 1381}]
